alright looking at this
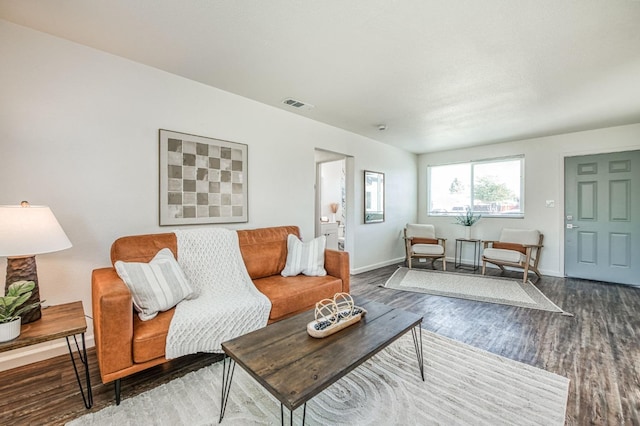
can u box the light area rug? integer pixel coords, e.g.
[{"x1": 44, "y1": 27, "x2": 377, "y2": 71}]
[
  {"x1": 385, "y1": 267, "x2": 572, "y2": 315},
  {"x1": 68, "y1": 331, "x2": 569, "y2": 426}
]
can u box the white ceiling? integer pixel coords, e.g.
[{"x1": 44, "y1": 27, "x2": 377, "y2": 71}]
[{"x1": 2, "y1": 1, "x2": 640, "y2": 154}]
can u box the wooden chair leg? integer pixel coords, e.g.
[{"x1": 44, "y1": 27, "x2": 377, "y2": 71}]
[
  {"x1": 531, "y1": 267, "x2": 542, "y2": 283},
  {"x1": 442, "y1": 257, "x2": 447, "y2": 271},
  {"x1": 522, "y1": 263, "x2": 531, "y2": 283}
]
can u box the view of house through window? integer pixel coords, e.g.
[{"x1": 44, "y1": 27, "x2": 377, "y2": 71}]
[{"x1": 428, "y1": 156, "x2": 524, "y2": 217}]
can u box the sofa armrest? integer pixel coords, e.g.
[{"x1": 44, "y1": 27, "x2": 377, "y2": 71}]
[
  {"x1": 91, "y1": 267, "x2": 135, "y2": 383},
  {"x1": 324, "y1": 249, "x2": 350, "y2": 293}
]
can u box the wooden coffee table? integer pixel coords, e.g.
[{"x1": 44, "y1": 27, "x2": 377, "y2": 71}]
[{"x1": 219, "y1": 299, "x2": 424, "y2": 425}]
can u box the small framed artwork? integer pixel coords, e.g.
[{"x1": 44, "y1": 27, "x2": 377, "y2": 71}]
[
  {"x1": 364, "y1": 170, "x2": 385, "y2": 224},
  {"x1": 159, "y1": 129, "x2": 248, "y2": 225}
]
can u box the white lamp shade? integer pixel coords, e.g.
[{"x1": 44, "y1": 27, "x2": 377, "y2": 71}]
[{"x1": 0, "y1": 205, "x2": 72, "y2": 257}]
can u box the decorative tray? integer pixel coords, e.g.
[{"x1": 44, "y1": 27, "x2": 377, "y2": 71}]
[{"x1": 307, "y1": 293, "x2": 367, "y2": 338}]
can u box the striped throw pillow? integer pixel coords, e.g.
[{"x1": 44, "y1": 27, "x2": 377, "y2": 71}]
[
  {"x1": 115, "y1": 248, "x2": 194, "y2": 321},
  {"x1": 281, "y1": 234, "x2": 327, "y2": 277}
]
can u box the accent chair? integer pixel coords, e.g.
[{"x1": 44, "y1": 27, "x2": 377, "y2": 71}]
[
  {"x1": 481, "y1": 228, "x2": 544, "y2": 283},
  {"x1": 404, "y1": 224, "x2": 446, "y2": 270}
]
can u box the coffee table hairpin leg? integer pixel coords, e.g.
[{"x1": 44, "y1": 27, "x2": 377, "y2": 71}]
[
  {"x1": 220, "y1": 356, "x2": 309, "y2": 426},
  {"x1": 219, "y1": 355, "x2": 236, "y2": 423},
  {"x1": 411, "y1": 325, "x2": 425, "y2": 381}
]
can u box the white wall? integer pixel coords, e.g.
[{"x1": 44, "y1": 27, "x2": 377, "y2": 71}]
[
  {"x1": 0, "y1": 21, "x2": 417, "y2": 369},
  {"x1": 418, "y1": 124, "x2": 640, "y2": 275}
]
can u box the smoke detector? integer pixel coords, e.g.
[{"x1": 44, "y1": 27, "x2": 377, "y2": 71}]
[
  {"x1": 282, "y1": 98, "x2": 315, "y2": 110},
  {"x1": 378, "y1": 124, "x2": 388, "y2": 131}
]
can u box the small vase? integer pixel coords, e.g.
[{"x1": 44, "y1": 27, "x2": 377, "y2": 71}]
[
  {"x1": 0, "y1": 317, "x2": 21, "y2": 343},
  {"x1": 464, "y1": 226, "x2": 472, "y2": 240}
]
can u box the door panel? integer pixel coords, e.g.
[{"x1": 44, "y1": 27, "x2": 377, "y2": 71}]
[
  {"x1": 577, "y1": 181, "x2": 597, "y2": 219},
  {"x1": 565, "y1": 150, "x2": 640, "y2": 286},
  {"x1": 610, "y1": 180, "x2": 630, "y2": 220},
  {"x1": 610, "y1": 233, "x2": 630, "y2": 267},
  {"x1": 577, "y1": 232, "x2": 597, "y2": 264}
]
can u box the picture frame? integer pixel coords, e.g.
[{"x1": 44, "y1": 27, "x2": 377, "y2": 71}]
[
  {"x1": 159, "y1": 129, "x2": 248, "y2": 225},
  {"x1": 364, "y1": 170, "x2": 385, "y2": 223}
]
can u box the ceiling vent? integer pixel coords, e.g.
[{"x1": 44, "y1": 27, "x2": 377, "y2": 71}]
[{"x1": 282, "y1": 98, "x2": 314, "y2": 110}]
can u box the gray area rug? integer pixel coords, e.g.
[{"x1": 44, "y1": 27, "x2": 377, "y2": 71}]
[
  {"x1": 385, "y1": 267, "x2": 572, "y2": 315},
  {"x1": 69, "y1": 331, "x2": 569, "y2": 426}
]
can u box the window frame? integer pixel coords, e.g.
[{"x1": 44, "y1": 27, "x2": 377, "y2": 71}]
[{"x1": 427, "y1": 155, "x2": 525, "y2": 219}]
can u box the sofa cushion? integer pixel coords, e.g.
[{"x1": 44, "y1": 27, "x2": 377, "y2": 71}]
[
  {"x1": 111, "y1": 233, "x2": 178, "y2": 264},
  {"x1": 132, "y1": 309, "x2": 175, "y2": 363},
  {"x1": 115, "y1": 248, "x2": 194, "y2": 321},
  {"x1": 237, "y1": 226, "x2": 300, "y2": 279},
  {"x1": 281, "y1": 234, "x2": 327, "y2": 277},
  {"x1": 254, "y1": 274, "x2": 343, "y2": 322}
]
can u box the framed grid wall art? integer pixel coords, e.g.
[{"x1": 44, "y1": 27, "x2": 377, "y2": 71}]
[{"x1": 159, "y1": 129, "x2": 248, "y2": 225}]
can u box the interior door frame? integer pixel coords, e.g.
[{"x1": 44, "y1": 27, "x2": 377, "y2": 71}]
[{"x1": 314, "y1": 149, "x2": 355, "y2": 260}]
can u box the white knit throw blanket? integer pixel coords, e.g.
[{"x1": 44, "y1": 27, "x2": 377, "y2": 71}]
[{"x1": 165, "y1": 228, "x2": 271, "y2": 359}]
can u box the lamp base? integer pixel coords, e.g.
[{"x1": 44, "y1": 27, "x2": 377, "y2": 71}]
[{"x1": 6, "y1": 256, "x2": 42, "y2": 323}]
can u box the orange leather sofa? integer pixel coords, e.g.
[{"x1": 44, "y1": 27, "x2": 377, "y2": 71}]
[{"x1": 91, "y1": 225, "x2": 349, "y2": 402}]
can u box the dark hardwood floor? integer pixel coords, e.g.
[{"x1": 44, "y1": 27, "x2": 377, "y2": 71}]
[{"x1": 1, "y1": 264, "x2": 639, "y2": 425}]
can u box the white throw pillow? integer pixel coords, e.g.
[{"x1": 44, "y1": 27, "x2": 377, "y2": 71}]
[
  {"x1": 115, "y1": 248, "x2": 195, "y2": 321},
  {"x1": 281, "y1": 234, "x2": 327, "y2": 277}
]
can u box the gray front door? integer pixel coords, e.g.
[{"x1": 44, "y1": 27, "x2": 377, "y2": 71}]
[{"x1": 564, "y1": 150, "x2": 640, "y2": 286}]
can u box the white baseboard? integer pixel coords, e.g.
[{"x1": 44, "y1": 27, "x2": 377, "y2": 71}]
[
  {"x1": 0, "y1": 334, "x2": 95, "y2": 372},
  {"x1": 351, "y1": 257, "x2": 405, "y2": 275}
]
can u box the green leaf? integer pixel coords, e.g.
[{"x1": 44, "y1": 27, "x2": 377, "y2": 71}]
[
  {"x1": 14, "y1": 301, "x2": 42, "y2": 318},
  {"x1": 0, "y1": 296, "x2": 20, "y2": 309},
  {"x1": 6, "y1": 281, "x2": 36, "y2": 298},
  {"x1": 0, "y1": 280, "x2": 39, "y2": 322}
]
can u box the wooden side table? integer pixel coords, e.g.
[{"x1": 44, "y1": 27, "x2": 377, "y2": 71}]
[{"x1": 0, "y1": 301, "x2": 93, "y2": 408}]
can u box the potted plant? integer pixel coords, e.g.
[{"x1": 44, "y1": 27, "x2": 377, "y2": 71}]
[
  {"x1": 0, "y1": 281, "x2": 43, "y2": 342},
  {"x1": 454, "y1": 207, "x2": 482, "y2": 239}
]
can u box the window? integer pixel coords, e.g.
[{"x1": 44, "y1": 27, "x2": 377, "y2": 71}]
[{"x1": 427, "y1": 156, "x2": 524, "y2": 218}]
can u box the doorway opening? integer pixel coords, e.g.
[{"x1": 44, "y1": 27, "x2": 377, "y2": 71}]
[{"x1": 314, "y1": 149, "x2": 354, "y2": 257}]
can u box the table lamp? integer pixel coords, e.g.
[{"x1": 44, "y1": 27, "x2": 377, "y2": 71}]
[{"x1": 0, "y1": 201, "x2": 72, "y2": 323}]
